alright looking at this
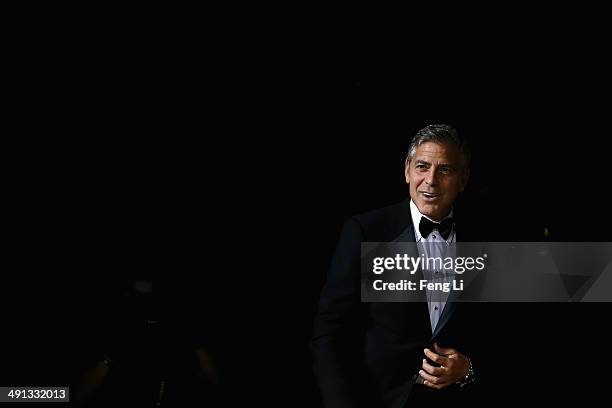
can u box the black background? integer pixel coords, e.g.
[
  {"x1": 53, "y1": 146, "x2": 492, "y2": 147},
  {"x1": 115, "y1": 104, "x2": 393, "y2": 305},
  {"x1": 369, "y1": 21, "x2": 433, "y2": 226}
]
[{"x1": 3, "y1": 16, "x2": 612, "y2": 406}]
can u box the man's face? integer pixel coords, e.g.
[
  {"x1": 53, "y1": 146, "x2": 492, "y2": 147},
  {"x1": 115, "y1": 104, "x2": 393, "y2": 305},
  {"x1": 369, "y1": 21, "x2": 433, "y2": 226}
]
[{"x1": 405, "y1": 141, "x2": 469, "y2": 221}]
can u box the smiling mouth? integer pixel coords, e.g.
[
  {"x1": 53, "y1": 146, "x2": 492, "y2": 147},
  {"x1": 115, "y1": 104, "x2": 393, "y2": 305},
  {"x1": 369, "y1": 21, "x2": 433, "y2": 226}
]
[{"x1": 420, "y1": 192, "x2": 440, "y2": 198}]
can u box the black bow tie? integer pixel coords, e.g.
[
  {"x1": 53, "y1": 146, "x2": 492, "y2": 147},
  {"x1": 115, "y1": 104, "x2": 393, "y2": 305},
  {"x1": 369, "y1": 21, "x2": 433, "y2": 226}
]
[{"x1": 419, "y1": 217, "x2": 454, "y2": 240}]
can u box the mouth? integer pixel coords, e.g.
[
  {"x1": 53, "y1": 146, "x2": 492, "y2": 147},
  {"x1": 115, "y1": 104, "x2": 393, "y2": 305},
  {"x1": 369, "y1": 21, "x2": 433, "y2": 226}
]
[{"x1": 419, "y1": 192, "x2": 440, "y2": 201}]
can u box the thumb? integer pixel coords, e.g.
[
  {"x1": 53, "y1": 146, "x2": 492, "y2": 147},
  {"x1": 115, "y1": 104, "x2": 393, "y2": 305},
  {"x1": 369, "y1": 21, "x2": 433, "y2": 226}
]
[{"x1": 433, "y1": 342, "x2": 455, "y2": 357}]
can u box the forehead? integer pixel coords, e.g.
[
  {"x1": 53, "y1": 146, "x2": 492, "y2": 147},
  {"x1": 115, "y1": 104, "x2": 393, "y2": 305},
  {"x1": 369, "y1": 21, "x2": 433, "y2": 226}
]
[{"x1": 413, "y1": 141, "x2": 462, "y2": 164}]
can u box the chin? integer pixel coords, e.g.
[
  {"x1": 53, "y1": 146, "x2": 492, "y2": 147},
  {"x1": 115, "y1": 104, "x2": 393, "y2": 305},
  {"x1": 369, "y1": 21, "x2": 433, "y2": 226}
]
[
  {"x1": 418, "y1": 203, "x2": 436, "y2": 216},
  {"x1": 419, "y1": 203, "x2": 445, "y2": 219}
]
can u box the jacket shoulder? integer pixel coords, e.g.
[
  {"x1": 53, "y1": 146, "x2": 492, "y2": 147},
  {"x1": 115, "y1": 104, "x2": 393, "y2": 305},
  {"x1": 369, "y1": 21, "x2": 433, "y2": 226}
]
[{"x1": 350, "y1": 199, "x2": 412, "y2": 242}]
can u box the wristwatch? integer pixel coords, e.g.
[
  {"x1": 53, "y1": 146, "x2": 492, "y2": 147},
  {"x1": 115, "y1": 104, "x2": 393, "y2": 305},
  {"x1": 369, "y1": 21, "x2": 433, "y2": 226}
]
[{"x1": 456, "y1": 358, "x2": 476, "y2": 389}]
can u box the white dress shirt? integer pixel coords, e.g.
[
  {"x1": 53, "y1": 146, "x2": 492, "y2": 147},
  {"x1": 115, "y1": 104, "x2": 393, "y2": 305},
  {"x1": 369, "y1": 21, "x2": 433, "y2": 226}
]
[{"x1": 409, "y1": 199, "x2": 457, "y2": 333}]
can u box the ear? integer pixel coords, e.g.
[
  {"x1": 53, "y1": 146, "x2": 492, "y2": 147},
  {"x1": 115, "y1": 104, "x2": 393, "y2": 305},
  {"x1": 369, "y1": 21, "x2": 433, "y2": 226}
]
[
  {"x1": 404, "y1": 158, "x2": 411, "y2": 184},
  {"x1": 458, "y1": 168, "x2": 470, "y2": 192}
]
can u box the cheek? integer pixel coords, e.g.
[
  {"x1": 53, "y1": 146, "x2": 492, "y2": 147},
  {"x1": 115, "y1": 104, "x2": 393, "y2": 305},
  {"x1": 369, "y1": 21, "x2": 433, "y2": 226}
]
[
  {"x1": 445, "y1": 183, "x2": 461, "y2": 197},
  {"x1": 408, "y1": 173, "x2": 422, "y2": 185}
]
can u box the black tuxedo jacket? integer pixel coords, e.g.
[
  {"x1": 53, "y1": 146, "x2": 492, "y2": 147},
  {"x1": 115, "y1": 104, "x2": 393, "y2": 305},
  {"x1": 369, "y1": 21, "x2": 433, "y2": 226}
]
[{"x1": 311, "y1": 199, "x2": 487, "y2": 408}]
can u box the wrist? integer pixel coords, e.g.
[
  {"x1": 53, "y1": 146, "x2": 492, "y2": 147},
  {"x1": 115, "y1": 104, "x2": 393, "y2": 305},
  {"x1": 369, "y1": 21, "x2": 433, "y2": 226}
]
[{"x1": 456, "y1": 357, "x2": 475, "y2": 388}]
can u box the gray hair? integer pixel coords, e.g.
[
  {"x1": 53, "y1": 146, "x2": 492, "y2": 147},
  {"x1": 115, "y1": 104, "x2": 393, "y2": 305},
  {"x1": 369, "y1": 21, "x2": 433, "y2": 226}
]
[{"x1": 406, "y1": 124, "x2": 471, "y2": 169}]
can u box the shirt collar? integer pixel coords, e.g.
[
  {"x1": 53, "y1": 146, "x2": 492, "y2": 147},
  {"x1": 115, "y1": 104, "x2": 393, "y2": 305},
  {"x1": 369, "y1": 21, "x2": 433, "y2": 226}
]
[{"x1": 409, "y1": 199, "x2": 454, "y2": 242}]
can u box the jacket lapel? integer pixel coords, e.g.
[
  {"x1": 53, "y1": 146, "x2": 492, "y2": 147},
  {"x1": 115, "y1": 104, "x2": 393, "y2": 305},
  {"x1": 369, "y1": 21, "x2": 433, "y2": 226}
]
[
  {"x1": 430, "y1": 213, "x2": 486, "y2": 340},
  {"x1": 392, "y1": 206, "x2": 432, "y2": 334},
  {"x1": 430, "y1": 210, "x2": 463, "y2": 340}
]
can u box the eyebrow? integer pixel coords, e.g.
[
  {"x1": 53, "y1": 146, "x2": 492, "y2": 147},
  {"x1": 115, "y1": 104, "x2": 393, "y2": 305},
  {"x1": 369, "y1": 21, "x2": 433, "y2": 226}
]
[
  {"x1": 414, "y1": 160, "x2": 456, "y2": 169},
  {"x1": 414, "y1": 160, "x2": 431, "y2": 166}
]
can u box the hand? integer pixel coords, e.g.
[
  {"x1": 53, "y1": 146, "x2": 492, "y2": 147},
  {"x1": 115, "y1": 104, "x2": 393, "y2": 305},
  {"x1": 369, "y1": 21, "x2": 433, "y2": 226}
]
[{"x1": 419, "y1": 342, "x2": 470, "y2": 390}]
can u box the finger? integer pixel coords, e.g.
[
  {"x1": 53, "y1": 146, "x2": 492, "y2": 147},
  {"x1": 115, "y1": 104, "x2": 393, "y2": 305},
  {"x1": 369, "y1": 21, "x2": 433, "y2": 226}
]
[
  {"x1": 423, "y1": 379, "x2": 453, "y2": 390},
  {"x1": 422, "y1": 359, "x2": 445, "y2": 376},
  {"x1": 419, "y1": 369, "x2": 452, "y2": 389},
  {"x1": 433, "y1": 342, "x2": 456, "y2": 357},
  {"x1": 419, "y1": 369, "x2": 443, "y2": 385},
  {"x1": 424, "y1": 348, "x2": 448, "y2": 366}
]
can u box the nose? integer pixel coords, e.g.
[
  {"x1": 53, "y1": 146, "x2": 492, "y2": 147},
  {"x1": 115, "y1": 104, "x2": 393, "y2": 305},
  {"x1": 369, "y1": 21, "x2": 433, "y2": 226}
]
[{"x1": 424, "y1": 169, "x2": 438, "y2": 186}]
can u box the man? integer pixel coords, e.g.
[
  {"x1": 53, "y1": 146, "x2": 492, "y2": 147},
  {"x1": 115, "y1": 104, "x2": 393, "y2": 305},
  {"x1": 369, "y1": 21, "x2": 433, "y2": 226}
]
[{"x1": 311, "y1": 124, "x2": 483, "y2": 407}]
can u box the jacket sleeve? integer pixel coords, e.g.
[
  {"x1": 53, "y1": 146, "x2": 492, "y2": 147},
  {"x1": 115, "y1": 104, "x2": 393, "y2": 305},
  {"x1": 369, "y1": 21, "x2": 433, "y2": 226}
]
[{"x1": 311, "y1": 218, "x2": 368, "y2": 408}]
